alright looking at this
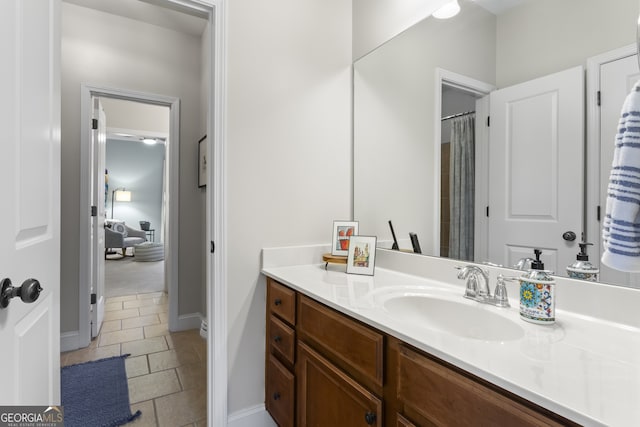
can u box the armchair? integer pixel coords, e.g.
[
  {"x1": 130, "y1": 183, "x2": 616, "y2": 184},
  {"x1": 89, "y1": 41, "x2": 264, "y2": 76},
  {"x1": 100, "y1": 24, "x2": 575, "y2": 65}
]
[{"x1": 105, "y1": 222, "x2": 147, "y2": 258}]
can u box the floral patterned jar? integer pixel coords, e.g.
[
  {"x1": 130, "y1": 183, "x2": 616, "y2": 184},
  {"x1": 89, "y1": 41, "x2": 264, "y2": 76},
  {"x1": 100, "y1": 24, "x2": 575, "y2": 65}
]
[{"x1": 519, "y1": 269, "x2": 555, "y2": 325}]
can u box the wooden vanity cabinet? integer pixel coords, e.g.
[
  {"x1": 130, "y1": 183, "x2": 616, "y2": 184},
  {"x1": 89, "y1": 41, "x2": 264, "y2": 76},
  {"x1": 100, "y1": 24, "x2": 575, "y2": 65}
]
[{"x1": 265, "y1": 278, "x2": 577, "y2": 427}]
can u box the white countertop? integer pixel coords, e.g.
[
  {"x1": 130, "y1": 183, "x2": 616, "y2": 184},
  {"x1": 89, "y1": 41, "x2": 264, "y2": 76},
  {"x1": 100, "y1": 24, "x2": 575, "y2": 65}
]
[{"x1": 261, "y1": 246, "x2": 640, "y2": 427}]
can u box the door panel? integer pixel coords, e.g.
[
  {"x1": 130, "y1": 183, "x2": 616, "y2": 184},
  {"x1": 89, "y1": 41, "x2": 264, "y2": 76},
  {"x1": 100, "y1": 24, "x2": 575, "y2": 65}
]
[
  {"x1": 599, "y1": 54, "x2": 640, "y2": 287},
  {"x1": 0, "y1": 0, "x2": 61, "y2": 405},
  {"x1": 489, "y1": 66, "x2": 584, "y2": 272}
]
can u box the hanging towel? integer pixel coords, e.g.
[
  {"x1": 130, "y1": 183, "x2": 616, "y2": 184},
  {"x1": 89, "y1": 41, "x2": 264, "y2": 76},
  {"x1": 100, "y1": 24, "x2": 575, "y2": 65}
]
[{"x1": 602, "y1": 80, "x2": 640, "y2": 272}]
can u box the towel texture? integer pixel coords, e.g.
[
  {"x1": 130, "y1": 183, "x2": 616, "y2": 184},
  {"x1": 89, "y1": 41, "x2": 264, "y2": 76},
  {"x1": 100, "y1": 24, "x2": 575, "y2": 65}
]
[{"x1": 602, "y1": 80, "x2": 640, "y2": 271}]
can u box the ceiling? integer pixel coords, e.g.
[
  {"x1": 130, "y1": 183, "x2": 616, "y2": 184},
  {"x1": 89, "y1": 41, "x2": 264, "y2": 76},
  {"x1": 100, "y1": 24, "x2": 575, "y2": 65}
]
[
  {"x1": 473, "y1": 0, "x2": 530, "y2": 15},
  {"x1": 63, "y1": 0, "x2": 208, "y2": 37}
]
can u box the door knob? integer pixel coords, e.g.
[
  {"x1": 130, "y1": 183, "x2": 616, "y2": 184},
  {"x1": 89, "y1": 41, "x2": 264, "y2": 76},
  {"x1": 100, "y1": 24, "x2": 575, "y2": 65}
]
[
  {"x1": 0, "y1": 278, "x2": 42, "y2": 309},
  {"x1": 562, "y1": 231, "x2": 577, "y2": 241}
]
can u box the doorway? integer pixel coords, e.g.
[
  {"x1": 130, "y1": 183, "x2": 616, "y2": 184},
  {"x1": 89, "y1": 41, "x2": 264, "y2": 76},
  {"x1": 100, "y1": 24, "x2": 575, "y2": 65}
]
[
  {"x1": 440, "y1": 85, "x2": 483, "y2": 261},
  {"x1": 102, "y1": 98, "x2": 169, "y2": 299},
  {"x1": 79, "y1": 85, "x2": 180, "y2": 346},
  {"x1": 435, "y1": 69, "x2": 494, "y2": 261}
]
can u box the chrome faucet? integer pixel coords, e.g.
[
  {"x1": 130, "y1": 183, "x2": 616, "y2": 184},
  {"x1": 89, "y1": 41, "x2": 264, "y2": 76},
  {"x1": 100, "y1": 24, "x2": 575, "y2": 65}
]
[
  {"x1": 456, "y1": 265, "x2": 490, "y2": 300},
  {"x1": 455, "y1": 266, "x2": 510, "y2": 308}
]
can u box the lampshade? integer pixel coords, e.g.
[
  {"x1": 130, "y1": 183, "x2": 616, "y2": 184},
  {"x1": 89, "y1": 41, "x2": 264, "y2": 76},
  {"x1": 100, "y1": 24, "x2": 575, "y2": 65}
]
[
  {"x1": 114, "y1": 190, "x2": 131, "y2": 202},
  {"x1": 433, "y1": 0, "x2": 460, "y2": 19}
]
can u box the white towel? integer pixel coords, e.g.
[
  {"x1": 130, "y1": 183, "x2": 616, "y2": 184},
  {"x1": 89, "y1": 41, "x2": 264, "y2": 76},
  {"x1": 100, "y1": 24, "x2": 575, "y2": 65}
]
[{"x1": 602, "y1": 80, "x2": 640, "y2": 272}]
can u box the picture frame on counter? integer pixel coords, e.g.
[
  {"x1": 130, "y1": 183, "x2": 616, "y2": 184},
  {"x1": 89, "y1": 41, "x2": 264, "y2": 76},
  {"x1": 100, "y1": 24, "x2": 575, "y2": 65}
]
[
  {"x1": 346, "y1": 235, "x2": 377, "y2": 276},
  {"x1": 331, "y1": 220, "x2": 359, "y2": 256}
]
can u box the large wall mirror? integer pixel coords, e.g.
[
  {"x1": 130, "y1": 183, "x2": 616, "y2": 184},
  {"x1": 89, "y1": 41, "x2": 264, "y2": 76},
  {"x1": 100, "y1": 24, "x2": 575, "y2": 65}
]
[{"x1": 353, "y1": 0, "x2": 640, "y2": 288}]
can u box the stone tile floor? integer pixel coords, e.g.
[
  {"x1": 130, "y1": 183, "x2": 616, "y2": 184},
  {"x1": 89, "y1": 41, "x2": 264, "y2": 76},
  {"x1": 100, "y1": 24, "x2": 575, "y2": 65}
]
[{"x1": 61, "y1": 292, "x2": 207, "y2": 427}]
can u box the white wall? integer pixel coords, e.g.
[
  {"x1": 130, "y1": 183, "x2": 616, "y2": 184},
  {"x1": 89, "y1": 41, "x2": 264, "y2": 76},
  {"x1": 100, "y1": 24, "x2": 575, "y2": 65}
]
[
  {"x1": 226, "y1": 0, "x2": 352, "y2": 414},
  {"x1": 100, "y1": 97, "x2": 170, "y2": 134},
  {"x1": 352, "y1": 0, "x2": 447, "y2": 60},
  {"x1": 496, "y1": 0, "x2": 638, "y2": 87},
  {"x1": 61, "y1": 3, "x2": 205, "y2": 332},
  {"x1": 354, "y1": 1, "x2": 495, "y2": 255}
]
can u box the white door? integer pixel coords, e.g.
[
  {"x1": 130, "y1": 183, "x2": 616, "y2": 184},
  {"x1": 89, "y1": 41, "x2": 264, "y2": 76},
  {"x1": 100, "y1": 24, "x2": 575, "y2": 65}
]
[
  {"x1": 0, "y1": 0, "x2": 61, "y2": 405},
  {"x1": 91, "y1": 99, "x2": 107, "y2": 337},
  {"x1": 488, "y1": 66, "x2": 584, "y2": 273},
  {"x1": 598, "y1": 54, "x2": 640, "y2": 287}
]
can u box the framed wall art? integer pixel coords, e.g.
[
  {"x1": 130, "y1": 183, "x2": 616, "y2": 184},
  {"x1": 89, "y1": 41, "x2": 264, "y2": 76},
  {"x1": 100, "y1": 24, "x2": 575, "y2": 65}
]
[
  {"x1": 331, "y1": 220, "x2": 359, "y2": 256},
  {"x1": 346, "y1": 235, "x2": 377, "y2": 276}
]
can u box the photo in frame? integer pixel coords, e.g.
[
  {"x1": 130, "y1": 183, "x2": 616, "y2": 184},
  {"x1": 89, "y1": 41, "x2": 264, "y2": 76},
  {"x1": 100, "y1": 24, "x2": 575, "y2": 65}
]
[
  {"x1": 346, "y1": 235, "x2": 377, "y2": 276},
  {"x1": 198, "y1": 135, "x2": 207, "y2": 188},
  {"x1": 331, "y1": 220, "x2": 359, "y2": 256}
]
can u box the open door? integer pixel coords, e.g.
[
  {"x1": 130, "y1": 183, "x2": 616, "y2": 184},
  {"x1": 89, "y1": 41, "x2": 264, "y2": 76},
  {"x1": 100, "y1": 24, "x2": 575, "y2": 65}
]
[
  {"x1": 598, "y1": 53, "x2": 640, "y2": 286},
  {"x1": 0, "y1": 0, "x2": 61, "y2": 405},
  {"x1": 488, "y1": 66, "x2": 584, "y2": 273},
  {"x1": 90, "y1": 98, "x2": 107, "y2": 338}
]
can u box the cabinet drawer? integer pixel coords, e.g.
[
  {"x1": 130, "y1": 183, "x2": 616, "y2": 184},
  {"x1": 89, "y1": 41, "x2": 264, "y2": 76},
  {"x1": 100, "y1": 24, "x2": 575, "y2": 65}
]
[
  {"x1": 297, "y1": 342, "x2": 382, "y2": 427},
  {"x1": 397, "y1": 345, "x2": 564, "y2": 427},
  {"x1": 266, "y1": 354, "x2": 295, "y2": 427},
  {"x1": 298, "y1": 295, "x2": 384, "y2": 389},
  {"x1": 269, "y1": 315, "x2": 295, "y2": 366},
  {"x1": 267, "y1": 278, "x2": 296, "y2": 325}
]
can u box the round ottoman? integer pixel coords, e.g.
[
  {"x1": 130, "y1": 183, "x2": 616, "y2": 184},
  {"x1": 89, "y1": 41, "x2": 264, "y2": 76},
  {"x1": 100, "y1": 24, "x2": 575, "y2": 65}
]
[{"x1": 134, "y1": 242, "x2": 164, "y2": 262}]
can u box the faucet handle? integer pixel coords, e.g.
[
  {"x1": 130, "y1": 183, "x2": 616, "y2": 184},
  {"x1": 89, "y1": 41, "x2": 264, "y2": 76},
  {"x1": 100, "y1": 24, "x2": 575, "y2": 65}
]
[{"x1": 493, "y1": 274, "x2": 517, "y2": 308}]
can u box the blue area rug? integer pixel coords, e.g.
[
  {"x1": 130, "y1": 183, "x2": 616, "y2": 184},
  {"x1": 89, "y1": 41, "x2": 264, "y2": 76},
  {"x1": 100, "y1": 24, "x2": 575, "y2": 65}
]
[{"x1": 61, "y1": 354, "x2": 141, "y2": 427}]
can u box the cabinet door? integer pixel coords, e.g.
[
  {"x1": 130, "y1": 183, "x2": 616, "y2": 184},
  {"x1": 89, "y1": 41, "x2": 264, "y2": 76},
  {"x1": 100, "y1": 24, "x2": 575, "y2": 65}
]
[{"x1": 297, "y1": 342, "x2": 382, "y2": 427}]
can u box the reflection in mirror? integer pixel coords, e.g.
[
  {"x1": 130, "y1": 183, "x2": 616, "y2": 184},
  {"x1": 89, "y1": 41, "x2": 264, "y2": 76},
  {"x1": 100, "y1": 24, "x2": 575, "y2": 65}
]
[{"x1": 353, "y1": 0, "x2": 640, "y2": 288}]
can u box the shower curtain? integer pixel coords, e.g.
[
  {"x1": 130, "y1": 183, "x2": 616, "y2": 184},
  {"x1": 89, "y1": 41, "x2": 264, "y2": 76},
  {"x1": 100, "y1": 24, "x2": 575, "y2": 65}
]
[{"x1": 449, "y1": 114, "x2": 475, "y2": 261}]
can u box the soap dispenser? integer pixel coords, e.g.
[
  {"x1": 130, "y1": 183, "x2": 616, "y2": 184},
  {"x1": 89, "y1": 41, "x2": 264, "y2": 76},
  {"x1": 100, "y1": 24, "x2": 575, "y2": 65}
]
[
  {"x1": 519, "y1": 249, "x2": 555, "y2": 325},
  {"x1": 566, "y1": 242, "x2": 599, "y2": 282}
]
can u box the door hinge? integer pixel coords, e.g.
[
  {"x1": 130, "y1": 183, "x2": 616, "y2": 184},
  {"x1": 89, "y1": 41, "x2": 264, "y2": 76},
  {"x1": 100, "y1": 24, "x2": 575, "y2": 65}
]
[
  {"x1": 597, "y1": 205, "x2": 601, "y2": 222},
  {"x1": 597, "y1": 91, "x2": 601, "y2": 107},
  {"x1": 210, "y1": 241, "x2": 215, "y2": 254},
  {"x1": 486, "y1": 206, "x2": 489, "y2": 217},
  {"x1": 90, "y1": 293, "x2": 97, "y2": 305},
  {"x1": 486, "y1": 116, "x2": 490, "y2": 127},
  {"x1": 91, "y1": 205, "x2": 97, "y2": 217},
  {"x1": 92, "y1": 118, "x2": 98, "y2": 130}
]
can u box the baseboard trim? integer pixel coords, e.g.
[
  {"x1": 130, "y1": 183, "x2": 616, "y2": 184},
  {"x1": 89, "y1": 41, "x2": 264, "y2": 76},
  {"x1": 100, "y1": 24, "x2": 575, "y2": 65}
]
[
  {"x1": 60, "y1": 330, "x2": 80, "y2": 352},
  {"x1": 173, "y1": 312, "x2": 203, "y2": 332},
  {"x1": 228, "y1": 404, "x2": 275, "y2": 427}
]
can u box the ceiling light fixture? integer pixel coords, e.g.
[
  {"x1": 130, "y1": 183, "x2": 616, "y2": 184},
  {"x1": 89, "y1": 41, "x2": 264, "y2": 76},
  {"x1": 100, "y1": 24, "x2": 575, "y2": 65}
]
[
  {"x1": 433, "y1": 0, "x2": 460, "y2": 19},
  {"x1": 142, "y1": 138, "x2": 157, "y2": 145}
]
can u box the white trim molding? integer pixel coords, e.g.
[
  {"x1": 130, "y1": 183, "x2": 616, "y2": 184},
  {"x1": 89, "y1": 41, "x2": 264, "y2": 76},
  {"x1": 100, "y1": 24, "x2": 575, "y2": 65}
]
[
  {"x1": 207, "y1": 1, "x2": 229, "y2": 426},
  {"x1": 228, "y1": 405, "x2": 275, "y2": 427}
]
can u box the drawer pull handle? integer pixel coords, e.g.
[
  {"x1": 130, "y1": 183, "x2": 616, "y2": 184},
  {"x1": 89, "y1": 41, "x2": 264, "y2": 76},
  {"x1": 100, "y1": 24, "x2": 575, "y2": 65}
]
[
  {"x1": 273, "y1": 392, "x2": 281, "y2": 401},
  {"x1": 274, "y1": 335, "x2": 282, "y2": 343},
  {"x1": 364, "y1": 412, "x2": 376, "y2": 425},
  {"x1": 274, "y1": 298, "x2": 282, "y2": 306}
]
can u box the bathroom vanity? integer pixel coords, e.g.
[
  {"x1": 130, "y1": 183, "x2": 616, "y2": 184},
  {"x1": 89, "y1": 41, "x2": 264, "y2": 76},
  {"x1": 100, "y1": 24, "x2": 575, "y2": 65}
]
[{"x1": 262, "y1": 245, "x2": 640, "y2": 426}]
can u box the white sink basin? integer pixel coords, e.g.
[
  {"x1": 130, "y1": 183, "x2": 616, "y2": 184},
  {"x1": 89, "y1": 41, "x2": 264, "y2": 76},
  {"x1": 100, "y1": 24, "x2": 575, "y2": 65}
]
[{"x1": 383, "y1": 295, "x2": 524, "y2": 342}]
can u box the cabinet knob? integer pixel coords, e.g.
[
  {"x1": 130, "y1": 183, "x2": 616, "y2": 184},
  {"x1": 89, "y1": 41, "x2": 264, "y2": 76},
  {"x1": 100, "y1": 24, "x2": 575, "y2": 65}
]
[
  {"x1": 274, "y1": 298, "x2": 282, "y2": 306},
  {"x1": 273, "y1": 392, "x2": 281, "y2": 401},
  {"x1": 364, "y1": 411, "x2": 376, "y2": 425},
  {"x1": 274, "y1": 335, "x2": 282, "y2": 343}
]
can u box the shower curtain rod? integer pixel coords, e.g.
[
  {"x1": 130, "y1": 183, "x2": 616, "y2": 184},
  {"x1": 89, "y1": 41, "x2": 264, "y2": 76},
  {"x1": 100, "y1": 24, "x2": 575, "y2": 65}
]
[{"x1": 441, "y1": 110, "x2": 475, "y2": 121}]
